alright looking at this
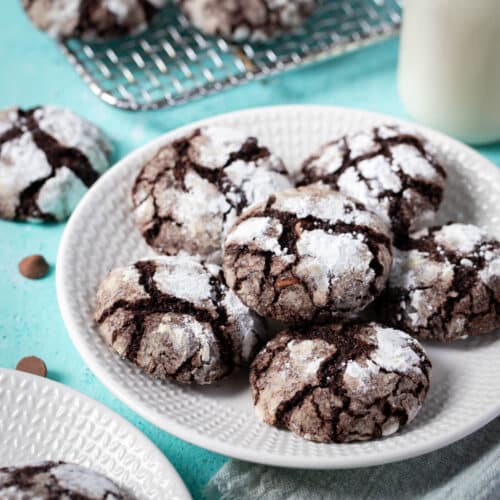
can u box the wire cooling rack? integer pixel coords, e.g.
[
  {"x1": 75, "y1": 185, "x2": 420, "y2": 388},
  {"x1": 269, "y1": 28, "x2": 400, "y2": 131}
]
[{"x1": 60, "y1": 0, "x2": 402, "y2": 111}]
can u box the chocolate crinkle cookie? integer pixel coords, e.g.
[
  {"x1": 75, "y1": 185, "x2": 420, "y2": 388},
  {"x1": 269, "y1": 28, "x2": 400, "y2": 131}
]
[
  {"x1": 378, "y1": 222, "x2": 500, "y2": 342},
  {"x1": 22, "y1": 0, "x2": 166, "y2": 40},
  {"x1": 0, "y1": 461, "x2": 129, "y2": 499},
  {"x1": 94, "y1": 256, "x2": 265, "y2": 384},
  {"x1": 0, "y1": 106, "x2": 111, "y2": 222},
  {"x1": 299, "y1": 125, "x2": 447, "y2": 241},
  {"x1": 179, "y1": 0, "x2": 318, "y2": 42},
  {"x1": 223, "y1": 185, "x2": 392, "y2": 323},
  {"x1": 132, "y1": 126, "x2": 292, "y2": 263},
  {"x1": 250, "y1": 322, "x2": 431, "y2": 443}
]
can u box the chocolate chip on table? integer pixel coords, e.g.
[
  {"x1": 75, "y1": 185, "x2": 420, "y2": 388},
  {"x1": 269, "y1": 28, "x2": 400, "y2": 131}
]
[
  {"x1": 18, "y1": 254, "x2": 49, "y2": 279},
  {"x1": 16, "y1": 356, "x2": 47, "y2": 377}
]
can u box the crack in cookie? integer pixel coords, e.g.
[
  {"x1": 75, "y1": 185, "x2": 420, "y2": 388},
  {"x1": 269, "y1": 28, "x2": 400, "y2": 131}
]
[
  {"x1": 250, "y1": 322, "x2": 431, "y2": 443},
  {"x1": 0, "y1": 106, "x2": 111, "y2": 221},
  {"x1": 299, "y1": 124, "x2": 447, "y2": 242},
  {"x1": 94, "y1": 256, "x2": 265, "y2": 385},
  {"x1": 378, "y1": 222, "x2": 500, "y2": 341},
  {"x1": 0, "y1": 461, "x2": 128, "y2": 499},
  {"x1": 223, "y1": 186, "x2": 393, "y2": 323},
  {"x1": 131, "y1": 126, "x2": 292, "y2": 263}
]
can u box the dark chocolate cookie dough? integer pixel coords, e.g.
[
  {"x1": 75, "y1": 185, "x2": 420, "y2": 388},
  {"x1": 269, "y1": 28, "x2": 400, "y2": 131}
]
[
  {"x1": 0, "y1": 106, "x2": 111, "y2": 222},
  {"x1": 223, "y1": 185, "x2": 392, "y2": 323},
  {"x1": 179, "y1": 0, "x2": 318, "y2": 42},
  {"x1": 22, "y1": 0, "x2": 165, "y2": 40},
  {"x1": 299, "y1": 125, "x2": 447, "y2": 241},
  {"x1": 378, "y1": 223, "x2": 500, "y2": 342},
  {"x1": 0, "y1": 461, "x2": 128, "y2": 499},
  {"x1": 132, "y1": 126, "x2": 292, "y2": 263},
  {"x1": 250, "y1": 322, "x2": 431, "y2": 443},
  {"x1": 94, "y1": 256, "x2": 265, "y2": 384}
]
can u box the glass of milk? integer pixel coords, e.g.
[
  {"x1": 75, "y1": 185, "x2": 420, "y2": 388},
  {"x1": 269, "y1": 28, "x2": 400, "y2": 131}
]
[{"x1": 398, "y1": 0, "x2": 500, "y2": 144}]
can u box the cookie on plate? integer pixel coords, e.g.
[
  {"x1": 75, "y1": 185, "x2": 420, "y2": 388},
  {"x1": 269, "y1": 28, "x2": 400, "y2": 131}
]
[
  {"x1": 0, "y1": 461, "x2": 128, "y2": 499},
  {"x1": 94, "y1": 255, "x2": 265, "y2": 384},
  {"x1": 179, "y1": 0, "x2": 318, "y2": 42},
  {"x1": 250, "y1": 322, "x2": 431, "y2": 443},
  {"x1": 378, "y1": 222, "x2": 500, "y2": 342},
  {"x1": 223, "y1": 185, "x2": 392, "y2": 323},
  {"x1": 0, "y1": 106, "x2": 111, "y2": 222},
  {"x1": 132, "y1": 126, "x2": 292, "y2": 263},
  {"x1": 22, "y1": 0, "x2": 165, "y2": 40},
  {"x1": 299, "y1": 125, "x2": 447, "y2": 241}
]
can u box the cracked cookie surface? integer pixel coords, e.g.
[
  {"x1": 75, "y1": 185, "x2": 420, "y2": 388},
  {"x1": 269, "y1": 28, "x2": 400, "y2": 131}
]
[
  {"x1": 94, "y1": 255, "x2": 265, "y2": 384},
  {"x1": 0, "y1": 461, "x2": 128, "y2": 499},
  {"x1": 179, "y1": 0, "x2": 318, "y2": 42},
  {"x1": 299, "y1": 124, "x2": 447, "y2": 242},
  {"x1": 0, "y1": 106, "x2": 111, "y2": 222},
  {"x1": 378, "y1": 222, "x2": 500, "y2": 342},
  {"x1": 250, "y1": 322, "x2": 431, "y2": 443},
  {"x1": 22, "y1": 0, "x2": 166, "y2": 40},
  {"x1": 223, "y1": 185, "x2": 392, "y2": 323},
  {"x1": 132, "y1": 126, "x2": 292, "y2": 263}
]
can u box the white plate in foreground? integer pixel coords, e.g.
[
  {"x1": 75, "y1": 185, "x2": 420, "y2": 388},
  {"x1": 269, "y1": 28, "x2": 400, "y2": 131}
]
[
  {"x1": 0, "y1": 369, "x2": 191, "y2": 499},
  {"x1": 57, "y1": 105, "x2": 500, "y2": 469}
]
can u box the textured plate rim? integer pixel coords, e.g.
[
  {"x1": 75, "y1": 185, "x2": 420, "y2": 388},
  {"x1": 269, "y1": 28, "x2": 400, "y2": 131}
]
[
  {"x1": 0, "y1": 368, "x2": 192, "y2": 498},
  {"x1": 57, "y1": 105, "x2": 500, "y2": 469}
]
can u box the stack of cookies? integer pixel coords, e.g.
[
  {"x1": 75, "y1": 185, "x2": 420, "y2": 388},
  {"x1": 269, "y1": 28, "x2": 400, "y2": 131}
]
[{"x1": 95, "y1": 124, "x2": 500, "y2": 444}]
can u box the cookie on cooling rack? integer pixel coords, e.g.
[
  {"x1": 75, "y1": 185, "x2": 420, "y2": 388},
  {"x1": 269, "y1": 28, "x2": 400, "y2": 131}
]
[
  {"x1": 299, "y1": 124, "x2": 447, "y2": 241},
  {"x1": 132, "y1": 125, "x2": 292, "y2": 263},
  {"x1": 94, "y1": 255, "x2": 265, "y2": 384},
  {"x1": 223, "y1": 185, "x2": 392, "y2": 323},
  {"x1": 378, "y1": 222, "x2": 500, "y2": 342},
  {"x1": 0, "y1": 106, "x2": 111, "y2": 222},
  {"x1": 179, "y1": 0, "x2": 318, "y2": 42},
  {"x1": 22, "y1": 0, "x2": 165, "y2": 40},
  {"x1": 250, "y1": 322, "x2": 431, "y2": 443},
  {"x1": 0, "y1": 461, "x2": 128, "y2": 500}
]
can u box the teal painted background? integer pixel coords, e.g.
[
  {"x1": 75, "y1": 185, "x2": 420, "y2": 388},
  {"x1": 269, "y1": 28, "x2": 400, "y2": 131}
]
[{"x1": 1, "y1": 1, "x2": 499, "y2": 498}]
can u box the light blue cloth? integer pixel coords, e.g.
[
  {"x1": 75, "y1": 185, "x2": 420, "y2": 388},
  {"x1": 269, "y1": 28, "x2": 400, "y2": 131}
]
[
  {"x1": 1, "y1": 2, "x2": 500, "y2": 499},
  {"x1": 206, "y1": 417, "x2": 500, "y2": 500}
]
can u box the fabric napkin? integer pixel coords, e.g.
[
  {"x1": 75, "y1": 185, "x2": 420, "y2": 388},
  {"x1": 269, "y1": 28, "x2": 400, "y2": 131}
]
[{"x1": 205, "y1": 417, "x2": 500, "y2": 500}]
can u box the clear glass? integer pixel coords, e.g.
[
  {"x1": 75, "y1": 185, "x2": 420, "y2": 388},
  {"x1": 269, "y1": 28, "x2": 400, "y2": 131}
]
[{"x1": 398, "y1": 0, "x2": 500, "y2": 144}]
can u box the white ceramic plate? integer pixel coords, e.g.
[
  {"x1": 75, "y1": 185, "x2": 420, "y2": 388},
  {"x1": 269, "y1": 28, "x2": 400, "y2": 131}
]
[
  {"x1": 0, "y1": 369, "x2": 191, "y2": 499},
  {"x1": 57, "y1": 105, "x2": 500, "y2": 469}
]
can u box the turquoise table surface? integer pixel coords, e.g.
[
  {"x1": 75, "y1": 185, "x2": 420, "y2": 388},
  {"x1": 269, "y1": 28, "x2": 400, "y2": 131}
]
[{"x1": 1, "y1": 2, "x2": 499, "y2": 499}]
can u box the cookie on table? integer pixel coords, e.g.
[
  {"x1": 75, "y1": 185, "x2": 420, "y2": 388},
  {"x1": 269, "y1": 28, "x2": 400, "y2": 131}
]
[
  {"x1": 0, "y1": 106, "x2": 111, "y2": 222},
  {"x1": 0, "y1": 461, "x2": 128, "y2": 499},
  {"x1": 250, "y1": 322, "x2": 431, "y2": 443},
  {"x1": 223, "y1": 185, "x2": 392, "y2": 323},
  {"x1": 378, "y1": 222, "x2": 500, "y2": 342},
  {"x1": 22, "y1": 0, "x2": 165, "y2": 40},
  {"x1": 299, "y1": 125, "x2": 447, "y2": 241},
  {"x1": 179, "y1": 0, "x2": 318, "y2": 42},
  {"x1": 94, "y1": 255, "x2": 265, "y2": 384},
  {"x1": 132, "y1": 126, "x2": 292, "y2": 264}
]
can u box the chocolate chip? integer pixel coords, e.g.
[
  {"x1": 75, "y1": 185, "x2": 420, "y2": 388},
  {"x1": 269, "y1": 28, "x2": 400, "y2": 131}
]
[
  {"x1": 18, "y1": 254, "x2": 49, "y2": 279},
  {"x1": 16, "y1": 356, "x2": 47, "y2": 377}
]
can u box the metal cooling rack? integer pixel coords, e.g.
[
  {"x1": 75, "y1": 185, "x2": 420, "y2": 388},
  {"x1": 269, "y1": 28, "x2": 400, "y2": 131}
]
[{"x1": 60, "y1": 0, "x2": 402, "y2": 111}]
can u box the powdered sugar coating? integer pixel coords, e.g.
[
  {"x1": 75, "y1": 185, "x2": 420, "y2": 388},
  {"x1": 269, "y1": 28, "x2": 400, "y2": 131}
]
[
  {"x1": 379, "y1": 223, "x2": 500, "y2": 341},
  {"x1": 95, "y1": 256, "x2": 265, "y2": 384},
  {"x1": 179, "y1": 0, "x2": 318, "y2": 42},
  {"x1": 250, "y1": 322, "x2": 431, "y2": 443},
  {"x1": 0, "y1": 461, "x2": 127, "y2": 499},
  {"x1": 300, "y1": 125, "x2": 447, "y2": 240},
  {"x1": 132, "y1": 126, "x2": 292, "y2": 263},
  {"x1": 22, "y1": 0, "x2": 166, "y2": 40},
  {"x1": 0, "y1": 106, "x2": 111, "y2": 222},
  {"x1": 224, "y1": 186, "x2": 392, "y2": 323}
]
